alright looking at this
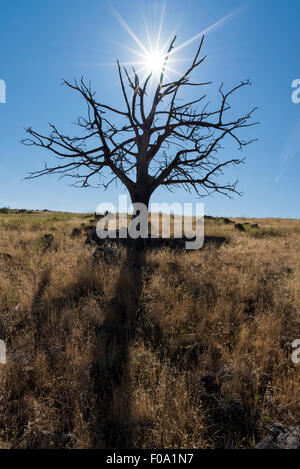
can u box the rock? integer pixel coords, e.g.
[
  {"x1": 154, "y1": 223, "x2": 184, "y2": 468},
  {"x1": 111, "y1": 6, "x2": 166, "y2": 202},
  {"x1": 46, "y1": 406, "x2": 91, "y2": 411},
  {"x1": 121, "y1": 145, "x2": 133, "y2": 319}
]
[
  {"x1": 0, "y1": 252, "x2": 12, "y2": 260},
  {"x1": 85, "y1": 228, "x2": 229, "y2": 251},
  {"x1": 93, "y1": 246, "x2": 116, "y2": 262},
  {"x1": 204, "y1": 236, "x2": 228, "y2": 247},
  {"x1": 256, "y1": 424, "x2": 300, "y2": 449},
  {"x1": 83, "y1": 225, "x2": 94, "y2": 232},
  {"x1": 201, "y1": 366, "x2": 233, "y2": 393},
  {"x1": 38, "y1": 234, "x2": 54, "y2": 250},
  {"x1": 235, "y1": 223, "x2": 245, "y2": 232},
  {"x1": 94, "y1": 211, "x2": 109, "y2": 220},
  {"x1": 71, "y1": 227, "x2": 82, "y2": 237},
  {"x1": 277, "y1": 427, "x2": 300, "y2": 449},
  {"x1": 23, "y1": 424, "x2": 74, "y2": 449},
  {"x1": 85, "y1": 227, "x2": 104, "y2": 246},
  {"x1": 280, "y1": 266, "x2": 293, "y2": 277},
  {"x1": 223, "y1": 218, "x2": 235, "y2": 224},
  {"x1": 86, "y1": 227, "x2": 130, "y2": 248}
]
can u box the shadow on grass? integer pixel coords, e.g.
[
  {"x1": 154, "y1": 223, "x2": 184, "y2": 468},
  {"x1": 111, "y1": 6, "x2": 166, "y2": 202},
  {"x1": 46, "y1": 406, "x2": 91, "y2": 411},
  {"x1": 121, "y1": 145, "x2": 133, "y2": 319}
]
[
  {"x1": 27, "y1": 237, "x2": 247, "y2": 449},
  {"x1": 31, "y1": 269, "x2": 51, "y2": 352},
  {"x1": 25, "y1": 249, "x2": 149, "y2": 448},
  {"x1": 92, "y1": 248, "x2": 146, "y2": 448}
]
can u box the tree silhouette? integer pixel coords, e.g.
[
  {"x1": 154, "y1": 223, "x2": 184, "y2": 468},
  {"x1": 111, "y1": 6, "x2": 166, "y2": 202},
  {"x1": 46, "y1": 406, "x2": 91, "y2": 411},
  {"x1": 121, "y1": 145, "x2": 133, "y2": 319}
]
[{"x1": 23, "y1": 36, "x2": 257, "y2": 211}]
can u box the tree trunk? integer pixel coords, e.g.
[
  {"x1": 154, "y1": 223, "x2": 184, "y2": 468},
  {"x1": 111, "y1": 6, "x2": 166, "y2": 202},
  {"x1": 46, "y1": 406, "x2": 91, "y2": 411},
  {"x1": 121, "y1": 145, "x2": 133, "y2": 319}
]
[{"x1": 128, "y1": 187, "x2": 151, "y2": 250}]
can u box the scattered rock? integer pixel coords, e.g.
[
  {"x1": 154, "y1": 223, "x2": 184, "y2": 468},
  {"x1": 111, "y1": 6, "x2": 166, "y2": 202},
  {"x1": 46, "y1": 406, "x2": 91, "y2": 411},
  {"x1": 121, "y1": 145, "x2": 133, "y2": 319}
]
[
  {"x1": 223, "y1": 218, "x2": 235, "y2": 224},
  {"x1": 15, "y1": 209, "x2": 34, "y2": 214},
  {"x1": 280, "y1": 266, "x2": 293, "y2": 277},
  {"x1": 85, "y1": 228, "x2": 100, "y2": 246},
  {"x1": 256, "y1": 424, "x2": 300, "y2": 449},
  {"x1": 71, "y1": 227, "x2": 82, "y2": 237},
  {"x1": 201, "y1": 366, "x2": 233, "y2": 393},
  {"x1": 84, "y1": 226, "x2": 228, "y2": 251},
  {"x1": 37, "y1": 234, "x2": 54, "y2": 251},
  {"x1": 93, "y1": 246, "x2": 117, "y2": 262},
  {"x1": 0, "y1": 252, "x2": 12, "y2": 260},
  {"x1": 42, "y1": 234, "x2": 54, "y2": 249},
  {"x1": 204, "y1": 236, "x2": 228, "y2": 247},
  {"x1": 83, "y1": 225, "x2": 94, "y2": 232},
  {"x1": 235, "y1": 223, "x2": 245, "y2": 232},
  {"x1": 94, "y1": 211, "x2": 109, "y2": 220},
  {"x1": 23, "y1": 424, "x2": 74, "y2": 449}
]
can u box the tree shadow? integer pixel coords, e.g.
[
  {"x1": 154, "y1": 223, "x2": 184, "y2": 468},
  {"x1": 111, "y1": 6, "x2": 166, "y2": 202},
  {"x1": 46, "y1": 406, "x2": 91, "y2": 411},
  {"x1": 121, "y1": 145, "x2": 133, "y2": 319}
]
[
  {"x1": 92, "y1": 248, "x2": 146, "y2": 448},
  {"x1": 31, "y1": 269, "x2": 51, "y2": 352},
  {"x1": 25, "y1": 248, "x2": 148, "y2": 448},
  {"x1": 25, "y1": 240, "x2": 251, "y2": 448}
]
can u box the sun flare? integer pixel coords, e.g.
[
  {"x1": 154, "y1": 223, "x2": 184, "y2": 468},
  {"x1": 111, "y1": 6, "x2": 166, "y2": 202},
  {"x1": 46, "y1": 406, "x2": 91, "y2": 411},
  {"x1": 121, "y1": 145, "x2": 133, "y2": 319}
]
[
  {"x1": 144, "y1": 50, "x2": 165, "y2": 77},
  {"x1": 107, "y1": 2, "x2": 244, "y2": 86}
]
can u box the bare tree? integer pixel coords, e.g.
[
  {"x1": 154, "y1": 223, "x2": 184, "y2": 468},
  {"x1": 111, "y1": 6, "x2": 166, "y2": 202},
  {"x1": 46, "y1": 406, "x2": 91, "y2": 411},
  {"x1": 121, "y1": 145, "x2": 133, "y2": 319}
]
[{"x1": 23, "y1": 36, "x2": 257, "y2": 212}]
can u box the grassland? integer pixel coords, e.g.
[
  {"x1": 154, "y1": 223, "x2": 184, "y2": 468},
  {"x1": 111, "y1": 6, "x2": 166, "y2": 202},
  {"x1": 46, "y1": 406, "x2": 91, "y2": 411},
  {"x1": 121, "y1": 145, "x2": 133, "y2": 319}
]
[{"x1": 0, "y1": 210, "x2": 299, "y2": 448}]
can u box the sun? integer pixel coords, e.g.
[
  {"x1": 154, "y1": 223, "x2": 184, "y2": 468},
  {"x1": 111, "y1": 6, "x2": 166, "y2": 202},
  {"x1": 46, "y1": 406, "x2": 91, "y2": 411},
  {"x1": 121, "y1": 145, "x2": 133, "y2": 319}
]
[
  {"x1": 144, "y1": 50, "x2": 165, "y2": 77},
  {"x1": 107, "y1": 2, "x2": 244, "y2": 86}
]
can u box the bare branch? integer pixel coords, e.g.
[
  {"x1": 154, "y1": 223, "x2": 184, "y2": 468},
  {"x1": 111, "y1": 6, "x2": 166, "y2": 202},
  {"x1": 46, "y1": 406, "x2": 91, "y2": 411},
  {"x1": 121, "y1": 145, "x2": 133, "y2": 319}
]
[{"x1": 23, "y1": 35, "x2": 257, "y2": 204}]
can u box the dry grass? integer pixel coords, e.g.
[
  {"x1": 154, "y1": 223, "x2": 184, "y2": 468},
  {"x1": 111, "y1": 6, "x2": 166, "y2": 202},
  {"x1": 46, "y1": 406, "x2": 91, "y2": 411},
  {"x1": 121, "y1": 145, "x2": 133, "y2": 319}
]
[{"x1": 0, "y1": 210, "x2": 299, "y2": 448}]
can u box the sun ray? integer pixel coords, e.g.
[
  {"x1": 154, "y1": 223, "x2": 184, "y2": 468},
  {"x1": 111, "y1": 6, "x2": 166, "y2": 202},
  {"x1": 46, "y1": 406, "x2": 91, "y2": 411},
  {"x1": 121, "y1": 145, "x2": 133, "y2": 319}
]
[
  {"x1": 99, "y1": 60, "x2": 147, "y2": 67},
  {"x1": 109, "y1": 5, "x2": 149, "y2": 55},
  {"x1": 163, "y1": 65, "x2": 183, "y2": 78},
  {"x1": 169, "y1": 5, "x2": 246, "y2": 57},
  {"x1": 113, "y1": 41, "x2": 146, "y2": 60},
  {"x1": 164, "y1": 57, "x2": 192, "y2": 64},
  {"x1": 156, "y1": 0, "x2": 166, "y2": 52},
  {"x1": 107, "y1": 1, "x2": 247, "y2": 85},
  {"x1": 143, "y1": 15, "x2": 154, "y2": 53}
]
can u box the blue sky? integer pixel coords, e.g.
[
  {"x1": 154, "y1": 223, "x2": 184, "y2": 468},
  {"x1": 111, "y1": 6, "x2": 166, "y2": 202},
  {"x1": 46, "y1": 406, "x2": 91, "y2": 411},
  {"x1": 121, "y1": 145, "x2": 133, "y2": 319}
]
[{"x1": 0, "y1": 0, "x2": 299, "y2": 218}]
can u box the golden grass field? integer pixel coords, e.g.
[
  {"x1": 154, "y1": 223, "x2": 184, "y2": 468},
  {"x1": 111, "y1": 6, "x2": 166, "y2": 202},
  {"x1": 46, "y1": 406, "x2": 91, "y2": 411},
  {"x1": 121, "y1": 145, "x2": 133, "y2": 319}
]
[{"x1": 0, "y1": 210, "x2": 299, "y2": 448}]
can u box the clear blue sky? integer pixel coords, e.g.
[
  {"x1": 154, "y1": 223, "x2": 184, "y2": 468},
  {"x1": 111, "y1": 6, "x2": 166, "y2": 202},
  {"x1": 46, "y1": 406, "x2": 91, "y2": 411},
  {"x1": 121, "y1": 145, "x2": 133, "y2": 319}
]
[{"x1": 0, "y1": 0, "x2": 299, "y2": 218}]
